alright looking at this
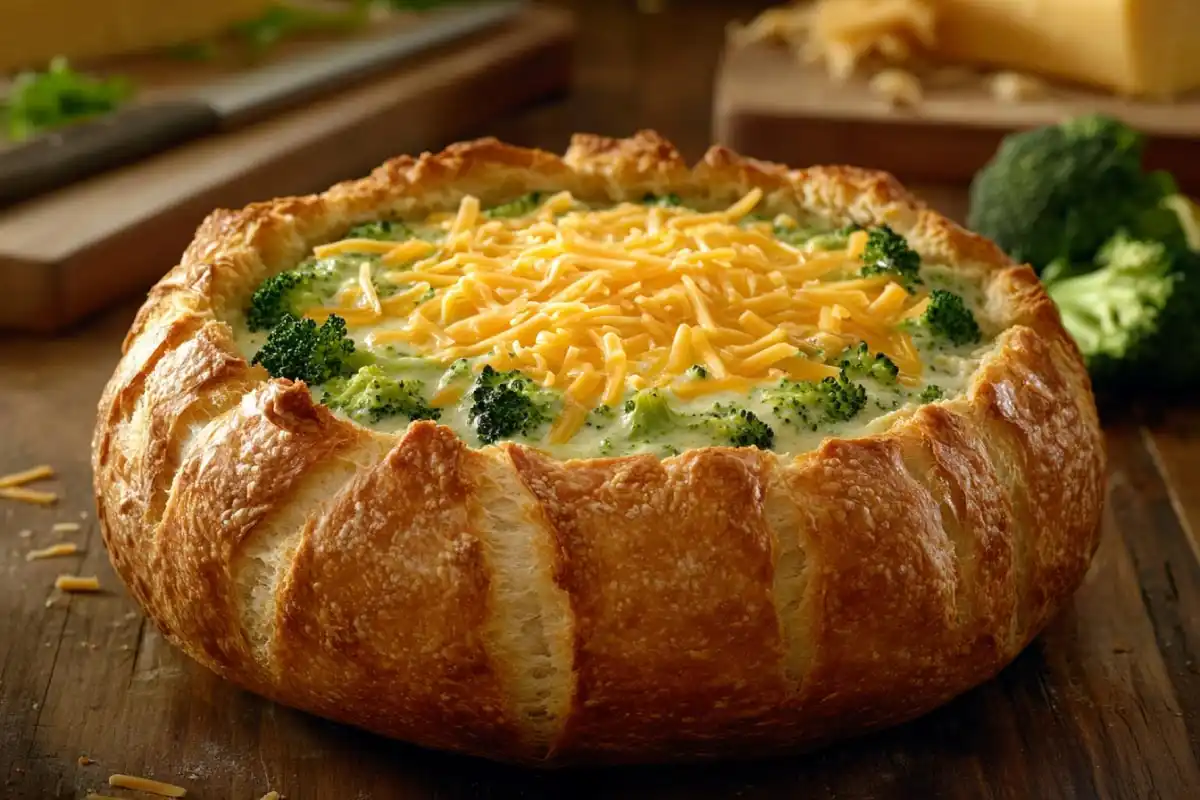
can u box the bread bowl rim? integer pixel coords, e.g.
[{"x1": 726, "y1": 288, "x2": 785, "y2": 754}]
[{"x1": 91, "y1": 130, "x2": 1106, "y2": 766}]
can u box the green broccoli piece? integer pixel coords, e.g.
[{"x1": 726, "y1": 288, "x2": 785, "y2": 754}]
[
  {"x1": 344, "y1": 219, "x2": 412, "y2": 241},
  {"x1": 642, "y1": 192, "x2": 682, "y2": 207},
  {"x1": 860, "y1": 225, "x2": 921, "y2": 289},
  {"x1": 468, "y1": 366, "x2": 553, "y2": 444},
  {"x1": 251, "y1": 315, "x2": 357, "y2": 385},
  {"x1": 910, "y1": 290, "x2": 982, "y2": 346},
  {"x1": 840, "y1": 342, "x2": 899, "y2": 385},
  {"x1": 693, "y1": 404, "x2": 775, "y2": 449},
  {"x1": 686, "y1": 364, "x2": 709, "y2": 380},
  {"x1": 918, "y1": 385, "x2": 944, "y2": 403},
  {"x1": 322, "y1": 365, "x2": 439, "y2": 424},
  {"x1": 968, "y1": 114, "x2": 1184, "y2": 271},
  {"x1": 1046, "y1": 232, "x2": 1200, "y2": 390},
  {"x1": 486, "y1": 192, "x2": 543, "y2": 219},
  {"x1": 760, "y1": 370, "x2": 867, "y2": 431},
  {"x1": 246, "y1": 259, "x2": 344, "y2": 332},
  {"x1": 623, "y1": 389, "x2": 681, "y2": 441}
]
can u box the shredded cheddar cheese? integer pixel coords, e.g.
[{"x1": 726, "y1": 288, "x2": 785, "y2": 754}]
[
  {"x1": 108, "y1": 774, "x2": 187, "y2": 797},
  {"x1": 302, "y1": 191, "x2": 929, "y2": 441},
  {"x1": 26, "y1": 543, "x2": 79, "y2": 561},
  {"x1": 0, "y1": 464, "x2": 54, "y2": 488},
  {"x1": 55, "y1": 575, "x2": 101, "y2": 593},
  {"x1": 0, "y1": 486, "x2": 58, "y2": 505}
]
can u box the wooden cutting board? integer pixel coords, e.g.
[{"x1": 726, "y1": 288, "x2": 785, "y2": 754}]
[
  {"x1": 714, "y1": 41, "x2": 1200, "y2": 191},
  {"x1": 0, "y1": 4, "x2": 574, "y2": 333}
]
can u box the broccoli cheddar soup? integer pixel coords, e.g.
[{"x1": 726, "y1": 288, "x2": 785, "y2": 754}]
[{"x1": 234, "y1": 190, "x2": 997, "y2": 458}]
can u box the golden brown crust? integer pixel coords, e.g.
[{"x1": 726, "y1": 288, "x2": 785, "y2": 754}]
[{"x1": 92, "y1": 131, "x2": 1105, "y2": 765}]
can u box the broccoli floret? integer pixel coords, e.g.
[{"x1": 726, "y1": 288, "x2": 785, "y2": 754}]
[
  {"x1": 968, "y1": 114, "x2": 1183, "y2": 271},
  {"x1": 344, "y1": 219, "x2": 412, "y2": 241},
  {"x1": 860, "y1": 225, "x2": 921, "y2": 289},
  {"x1": 918, "y1": 384, "x2": 944, "y2": 403},
  {"x1": 468, "y1": 366, "x2": 552, "y2": 444},
  {"x1": 251, "y1": 314, "x2": 357, "y2": 385},
  {"x1": 686, "y1": 364, "x2": 709, "y2": 380},
  {"x1": 322, "y1": 365, "x2": 439, "y2": 424},
  {"x1": 840, "y1": 342, "x2": 899, "y2": 385},
  {"x1": 623, "y1": 389, "x2": 680, "y2": 441},
  {"x1": 1046, "y1": 232, "x2": 1200, "y2": 390},
  {"x1": 694, "y1": 404, "x2": 775, "y2": 449},
  {"x1": 246, "y1": 259, "x2": 344, "y2": 332},
  {"x1": 486, "y1": 192, "x2": 543, "y2": 219},
  {"x1": 911, "y1": 290, "x2": 981, "y2": 346},
  {"x1": 760, "y1": 370, "x2": 867, "y2": 431},
  {"x1": 642, "y1": 192, "x2": 682, "y2": 207}
]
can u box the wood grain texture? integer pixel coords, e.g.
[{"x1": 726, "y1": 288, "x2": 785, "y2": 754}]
[
  {"x1": 2, "y1": 1, "x2": 1199, "y2": 797},
  {"x1": 0, "y1": 5, "x2": 574, "y2": 334},
  {"x1": 713, "y1": 40, "x2": 1200, "y2": 192}
]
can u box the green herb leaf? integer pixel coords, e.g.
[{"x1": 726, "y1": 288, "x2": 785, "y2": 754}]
[{"x1": 3, "y1": 57, "x2": 133, "y2": 141}]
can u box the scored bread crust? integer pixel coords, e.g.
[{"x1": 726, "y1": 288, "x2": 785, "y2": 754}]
[{"x1": 91, "y1": 131, "x2": 1105, "y2": 765}]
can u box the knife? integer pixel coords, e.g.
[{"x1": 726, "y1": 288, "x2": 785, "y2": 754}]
[{"x1": 0, "y1": 0, "x2": 524, "y2": 208}]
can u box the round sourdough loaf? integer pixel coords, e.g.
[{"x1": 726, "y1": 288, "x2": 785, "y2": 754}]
[{"x1": 92, "y1": 131, "x2": 1105, "y2": 765}]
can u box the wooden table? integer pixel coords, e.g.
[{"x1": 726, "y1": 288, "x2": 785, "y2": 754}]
[{"x1": 3, "y1": 2, "x2": 1199, "y2": 797}]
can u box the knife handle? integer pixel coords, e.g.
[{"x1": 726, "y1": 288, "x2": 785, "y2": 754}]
[{"x1": 0, "y1": 101, "x2": 220, "y2": 208}]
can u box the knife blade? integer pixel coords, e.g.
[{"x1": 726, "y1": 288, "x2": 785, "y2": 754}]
[{"x1": 0, "y1": 0, "x2": 525, "y2": 208}]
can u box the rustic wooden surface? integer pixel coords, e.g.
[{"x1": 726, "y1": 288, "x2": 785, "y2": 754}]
[
  {"x1": 2, "y1": 2, "x2": 1199, "y2": 798},
  {"x1": 0, "y1": 4, "x2": 574, "y2": 334},
  {"x1": 713, "y1": 36, "x2": 1200, "y2": 192}
]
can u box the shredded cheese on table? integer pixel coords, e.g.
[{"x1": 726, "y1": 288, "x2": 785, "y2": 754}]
[
  {"x1": 0, "y1": 464, "x2": 54, "y2": 488},
  {"x1": 0, "y1": 486, "x2": 58, "y2": 505},
  {"x1": 54, "y1": 575, "x2": 101, "y2": 593},
  {"x1": 303, "y1": 190, "x2": 930, "y2": 434},
  {"x1": 108, "y1": 774, "x2": 187, "y2": 797},
  {"x1": 26, "y1": 542, "x2": 79, "y2": 561}
]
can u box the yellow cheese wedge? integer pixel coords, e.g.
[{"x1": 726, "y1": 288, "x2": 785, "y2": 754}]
[
  {"x1": 0, "y1": 0, "x2": 273, "y2": 72},
  {"x1": 932, "y1": 0, "x2": 1200, "y2": 97}
]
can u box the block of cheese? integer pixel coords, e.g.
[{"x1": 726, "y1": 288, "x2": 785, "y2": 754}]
[
  {"x1": 0, "y1": 0, "x2": 273, "y2": 72},
  {"x1": 931, "y1": 0, "x2": 1200, "y2": 97}
]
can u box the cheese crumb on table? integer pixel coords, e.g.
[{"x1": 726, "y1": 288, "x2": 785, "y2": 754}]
[
  {"x1": 54, "y1": 575, "x2": 101, "y2": 593},
  {"x1": 108, "y1": 773, "x2": 188, "y2": 797},
  {"x1": 26, "y1": 542, "x2": 80, "y2": 561}
]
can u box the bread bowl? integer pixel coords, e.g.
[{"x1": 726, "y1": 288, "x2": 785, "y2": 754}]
[{"x1": 91, "y1": 131, "x2": 1105, "y2": 765}]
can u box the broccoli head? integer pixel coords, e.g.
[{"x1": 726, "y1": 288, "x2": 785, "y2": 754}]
[
  {"x1": 693, "y1": 404, "x2": 775, "y2": 449},
  {"x1": 1046, "y1": 232, "x2": 1200, "y2": 389},
  {"x1": 860, "y1": 225, "x2": 921, "y2": 289},
  {"x1": 246, "y1": 258, "x2": 344, "y2": 332},
  {"x1": 760, "y1": 370, "x2": 867, "y2": 431},
  {"x1": 968, "y1": 114, "x2": 1181, "y2": 271},
  {"x1": 918, "y1": 384, "x2": 945, "y2": 403},
  {"x1": 344, "y1": 219, "x2": 412, "y2": 241},
  {"x1": 486, "y1": 192, "x2": 543, "y2": 219},
  {"x1": 912, "y1": 290, "x2": 981, "y2": 346},
  {"x1": 322, "y1": 365, "x2": 439, "y2": 424},
  {"x1": 623, "y1": 388, "x2": 681, "y2": 441},
  {"x1": 468, "y1": 366, "x2": 552, "y2": 444},
  {"x1": 251, "y1": 314, "x2": 357, "y2": 385},
  {"x1": 840, "y1": 342, "x2": 900, "y2": 385}
]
